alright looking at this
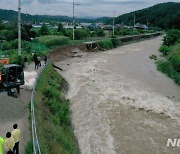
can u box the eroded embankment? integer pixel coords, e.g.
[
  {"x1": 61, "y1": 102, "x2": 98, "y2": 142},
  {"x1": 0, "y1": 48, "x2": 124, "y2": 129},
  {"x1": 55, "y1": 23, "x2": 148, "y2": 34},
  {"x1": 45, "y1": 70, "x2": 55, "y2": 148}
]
[
  {"x1": 34, "y1": 64, "x2": 79, "y2": 154},
  {"x1": 56, "y1": 36, "x2": 180, "y2": 154}
]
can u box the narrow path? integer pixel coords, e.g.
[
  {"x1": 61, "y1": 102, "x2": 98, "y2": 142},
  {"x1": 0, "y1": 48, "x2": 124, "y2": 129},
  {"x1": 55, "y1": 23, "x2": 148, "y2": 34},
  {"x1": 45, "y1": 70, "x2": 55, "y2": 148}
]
[{"x1": 0, "y1": 62, "x2": 41, "y2": 153}]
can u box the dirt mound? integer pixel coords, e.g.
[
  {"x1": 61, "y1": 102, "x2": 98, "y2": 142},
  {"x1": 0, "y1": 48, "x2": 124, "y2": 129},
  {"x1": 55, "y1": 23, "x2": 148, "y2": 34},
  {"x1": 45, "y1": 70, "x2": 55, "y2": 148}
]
[{"x1": 48, "y1": 44, "x2": 86, "y2": 62}]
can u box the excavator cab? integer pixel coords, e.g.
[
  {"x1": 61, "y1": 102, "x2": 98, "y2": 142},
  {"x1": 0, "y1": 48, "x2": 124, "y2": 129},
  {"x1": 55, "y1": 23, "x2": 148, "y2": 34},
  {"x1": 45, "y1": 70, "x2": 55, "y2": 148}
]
[{"x1": 0, "y1": 64, "x2": 24, "y2": 96}]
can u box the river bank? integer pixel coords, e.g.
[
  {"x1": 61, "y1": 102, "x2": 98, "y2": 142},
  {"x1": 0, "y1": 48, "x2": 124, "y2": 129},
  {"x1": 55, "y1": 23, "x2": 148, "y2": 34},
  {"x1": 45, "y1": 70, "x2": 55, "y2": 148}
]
[
  {"x1": 34, "y1": 64, "x2": 79, "y2": 154},
  {"x1": 56, "y1": 36, "x2": 180, "y2": 154}
]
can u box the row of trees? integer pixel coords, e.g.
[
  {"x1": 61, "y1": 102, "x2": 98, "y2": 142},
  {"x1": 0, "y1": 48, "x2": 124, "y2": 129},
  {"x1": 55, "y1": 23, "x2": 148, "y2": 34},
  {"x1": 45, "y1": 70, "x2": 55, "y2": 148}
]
[{"x1": 0, "y1": 22, "x2": 106, "y2": 41}]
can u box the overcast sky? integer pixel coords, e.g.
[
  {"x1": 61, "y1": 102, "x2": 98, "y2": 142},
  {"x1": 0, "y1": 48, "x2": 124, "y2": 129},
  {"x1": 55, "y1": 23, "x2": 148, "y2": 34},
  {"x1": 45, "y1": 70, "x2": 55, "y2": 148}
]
[{"x1": 0, "y1": 0, "x2": 179, "y2": 18}]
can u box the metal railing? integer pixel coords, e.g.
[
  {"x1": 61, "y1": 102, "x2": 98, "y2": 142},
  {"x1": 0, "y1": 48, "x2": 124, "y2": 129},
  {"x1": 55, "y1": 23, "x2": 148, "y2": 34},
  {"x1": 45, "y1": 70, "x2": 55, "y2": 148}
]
[{"x1": 31, "y1": 64, "x2": 47, "y2": 154}]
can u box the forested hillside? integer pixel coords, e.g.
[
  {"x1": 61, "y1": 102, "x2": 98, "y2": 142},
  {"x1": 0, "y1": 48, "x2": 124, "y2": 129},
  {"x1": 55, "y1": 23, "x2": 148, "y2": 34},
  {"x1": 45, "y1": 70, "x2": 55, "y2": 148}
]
[
  {"x1": 114, "y1": 2, "x2": 180, "y2": 29},
  {"x1": 0, "y1": 9, "x2": 94, "y2": 23}
]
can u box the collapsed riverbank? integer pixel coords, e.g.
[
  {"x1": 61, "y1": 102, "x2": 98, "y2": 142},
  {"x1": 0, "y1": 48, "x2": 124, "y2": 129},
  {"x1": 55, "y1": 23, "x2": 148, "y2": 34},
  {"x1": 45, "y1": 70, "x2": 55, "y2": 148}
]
[
  {"x1": 33, "y1": 64, "x2": 79, "y2": 154},
  {"x1": 56, "y1": 36, "x2": 180, "y2": 154}
]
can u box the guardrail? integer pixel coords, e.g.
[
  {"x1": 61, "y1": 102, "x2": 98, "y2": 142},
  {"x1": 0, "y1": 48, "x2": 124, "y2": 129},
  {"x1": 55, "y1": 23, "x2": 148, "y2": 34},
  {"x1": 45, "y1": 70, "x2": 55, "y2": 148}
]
[
  {"x1": 118, "y1": 32, "x2": 162, "y2": 43},
  {"x1": 31, "y1": 64, "x2": 47, "y2": 154}
]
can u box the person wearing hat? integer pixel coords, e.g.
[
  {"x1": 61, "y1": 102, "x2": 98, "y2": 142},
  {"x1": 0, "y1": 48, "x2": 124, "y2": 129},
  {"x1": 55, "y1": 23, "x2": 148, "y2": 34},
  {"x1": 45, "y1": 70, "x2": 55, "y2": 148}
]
[
  {"x1": 4, "y1": 132, "x2": 15, "y2": 154},
  {"x1": 0, "y1": 136, "x2": 4, "y2": 154}
]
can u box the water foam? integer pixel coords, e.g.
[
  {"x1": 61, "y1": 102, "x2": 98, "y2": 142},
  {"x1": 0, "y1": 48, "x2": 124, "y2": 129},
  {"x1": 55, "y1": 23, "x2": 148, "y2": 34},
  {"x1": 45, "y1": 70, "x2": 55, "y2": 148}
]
[
  {"x1": 61, "y1": 54, "x2": 180, "y2": 153},
  {"x1": 22, "y1": 71, "x2": 38, "y2": 90}
]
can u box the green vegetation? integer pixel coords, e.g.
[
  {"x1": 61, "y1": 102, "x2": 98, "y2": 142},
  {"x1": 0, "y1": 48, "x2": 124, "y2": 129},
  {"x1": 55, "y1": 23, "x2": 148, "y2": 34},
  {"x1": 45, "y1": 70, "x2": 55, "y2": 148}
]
[
  {"x1": 34, "y1": 35, "x2": 69, "y2": 48},
  {"x1": 98, "y1": 39, "x2": 113, "y2": 50},
  {"x1": 39, "y1": 24, "x2": 50, "y2": 36},
  {"x1": 163, "y1": 29, "x2": 180, "y2": 46},
  {"x1": 98, "y1": 38, "x2": 122, "y2": 50},
  {"x1": 25, "y1": 140, "x2": 33, "y2": 154},
  {"x1": 34, "y1": 64, "x2": 79, "y2": 154},
  {"x1": 157, "y1": 30, "x2": 180, "y2": 85},
  {"x1": 113, "y1": 2, "x2": 180, "y2": 29},
  {"x1": 159, "y1": 45, "x2": 171, "y2": 55}
]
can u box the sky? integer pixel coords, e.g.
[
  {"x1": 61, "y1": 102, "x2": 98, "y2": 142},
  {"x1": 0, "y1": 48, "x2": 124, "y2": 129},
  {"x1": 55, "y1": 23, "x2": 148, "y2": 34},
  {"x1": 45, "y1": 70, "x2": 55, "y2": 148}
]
[{"x1": 0, "y1": 0, "x2": 179, "y2": 18}]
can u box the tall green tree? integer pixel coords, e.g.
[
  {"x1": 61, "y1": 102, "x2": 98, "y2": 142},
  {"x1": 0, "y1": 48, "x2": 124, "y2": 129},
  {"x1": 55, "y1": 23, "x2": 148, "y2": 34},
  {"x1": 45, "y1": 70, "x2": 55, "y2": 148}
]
[
  {"x1": 39, "y1": 23, "x2": 49, "y2": 36},
  {"x1": 57, "y1": 23, "x2": 64, "y2": 32}
]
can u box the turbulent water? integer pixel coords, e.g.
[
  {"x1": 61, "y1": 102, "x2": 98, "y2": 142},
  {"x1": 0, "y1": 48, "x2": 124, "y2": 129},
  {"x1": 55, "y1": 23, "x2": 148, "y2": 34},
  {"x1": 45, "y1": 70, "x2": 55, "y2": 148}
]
[{"x1": 57, "y1": 37, "x2": 180, "y2": 154}]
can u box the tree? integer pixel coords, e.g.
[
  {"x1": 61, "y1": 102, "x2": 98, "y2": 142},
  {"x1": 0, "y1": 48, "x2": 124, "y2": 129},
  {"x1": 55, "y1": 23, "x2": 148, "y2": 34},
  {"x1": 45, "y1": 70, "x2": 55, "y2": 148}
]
[
  {"x1": 96, "y1": 29, "x2": 105, "y2": 37},
  {"x1": 39, "y1": 23, "x2": 49, "y2": 36},
  {"x1": 57, "y1": 23, "x2": 65, "y2": 33}
]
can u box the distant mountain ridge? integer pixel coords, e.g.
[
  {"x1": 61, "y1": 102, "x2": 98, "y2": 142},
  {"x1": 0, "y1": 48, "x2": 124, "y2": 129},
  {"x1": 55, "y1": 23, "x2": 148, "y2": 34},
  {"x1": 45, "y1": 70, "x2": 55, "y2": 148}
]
[
  {"x1": 0, "y1": 2, "x2": 179, "y2": 29},
  {"x1": 0, "y1": 9, "x2": 109, "y2": 23},
  {"x1": 113, "y1": 2, "x2": 180, "y2": 29}
]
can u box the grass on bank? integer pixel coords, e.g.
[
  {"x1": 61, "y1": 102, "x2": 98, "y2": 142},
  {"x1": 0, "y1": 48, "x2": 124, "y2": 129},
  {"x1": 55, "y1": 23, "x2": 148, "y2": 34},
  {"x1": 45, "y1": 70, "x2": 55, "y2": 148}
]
[
  {"x1": 34, "y1": 64, "x2": 79, "y2": 154},
  {"x1": 157, "y1": 43, "x2": 180, "y2": 85}
]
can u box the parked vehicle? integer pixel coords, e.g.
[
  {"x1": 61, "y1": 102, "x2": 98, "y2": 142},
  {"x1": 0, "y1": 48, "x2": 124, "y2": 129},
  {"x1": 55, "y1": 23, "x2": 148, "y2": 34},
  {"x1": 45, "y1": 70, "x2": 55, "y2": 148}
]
[{"x1": 0, "y1": 64, "x2": 24, "y2": 97}]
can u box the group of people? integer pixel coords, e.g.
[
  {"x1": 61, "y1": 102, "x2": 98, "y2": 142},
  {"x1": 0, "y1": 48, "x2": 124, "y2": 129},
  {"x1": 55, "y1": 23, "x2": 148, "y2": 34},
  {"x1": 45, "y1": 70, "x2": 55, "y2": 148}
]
[
  {"x1": 0, "y1": 124, "x2": 20, "y2": 154},
  {"x1": 24, "y1": 52, "x2": 48, "y2": 70},
  {"x1": 32, "y1": 52, "x2": 47, "y2": 69}
]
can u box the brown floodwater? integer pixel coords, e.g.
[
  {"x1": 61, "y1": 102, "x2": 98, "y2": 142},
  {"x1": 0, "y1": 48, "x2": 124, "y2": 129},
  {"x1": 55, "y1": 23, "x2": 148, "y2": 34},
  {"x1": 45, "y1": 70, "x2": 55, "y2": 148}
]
[{"x1": 57, "y1": 37, "x2": 180, "y2": 154}]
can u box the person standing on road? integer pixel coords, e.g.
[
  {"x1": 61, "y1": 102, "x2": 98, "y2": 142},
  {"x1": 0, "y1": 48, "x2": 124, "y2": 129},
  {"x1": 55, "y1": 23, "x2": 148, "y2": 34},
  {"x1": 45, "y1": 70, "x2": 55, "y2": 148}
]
[
  {"x1": 0, "y1": 136, "x2": 4, "y2": 154},
  {"x1": 33, "y1": 52, "x2": 38, "y2": 69},
  {"x1": 37, "y1": 56, "x2": 41, "y2": 67},
  {"x1": 12, "y1": 124, "x2": 20, "y2": 154},
  {"x1": 4, "y1": 132, "x2": 15, "y2": 154},
  {"x1": 44, "y1": 55, "x2": 47, "y2": 65},
  {"x1": 24, "y1": 56, "x2": 28, "y2": 67}
]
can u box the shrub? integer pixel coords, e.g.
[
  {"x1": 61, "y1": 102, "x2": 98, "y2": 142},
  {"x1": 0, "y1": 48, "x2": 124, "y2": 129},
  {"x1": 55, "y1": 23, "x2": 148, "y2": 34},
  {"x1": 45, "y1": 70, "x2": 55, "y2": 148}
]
[
  {"x1": 157, "y1": 60, "x2": 180, "y2": 85},
  {"x1": 95, "y1": 29, "x2": 105, "y2": 37},
  {"x1": 34, "y1": 35, "x2": 69, "y2": 47},
  {"x1": 10, "y1": 55, "x2": 24, "y2": 67},
  {"x1": 1, "y1": 40, "x2": 18, "y2": 51},
  {"x1": 157, "y1": 61, "x2": 173, "y2": 76},
  {"x1": 64, "y1": 29, "x2": 73, "y2": 40},
  {"x1": 159, "y1": 45, "x2": 171, "y2": 55},
  {"x1": 74, "y1": 29, "x2": 90, "y2": 40},
  {"x1": 10, "y1": 39, "x2": 18, "y2": 49},
  {"x1": 169, "y1": 54, "x2": 180, "y2": 72},
  {"x1": 1, "y1": 41, "x2": 11, "y2": 51},
  {"x1": 163, "y1": 29, "x2": 180, "y2": 46},
  {"x1": 39, "y1": 24, "x2": 49, "y2": 36},
  {"x1": 98, "y1": 39, "x2": 113, "y2": 50},
  {"x1": 111, "y1": 37, "x2": 122, "y2": 47}
]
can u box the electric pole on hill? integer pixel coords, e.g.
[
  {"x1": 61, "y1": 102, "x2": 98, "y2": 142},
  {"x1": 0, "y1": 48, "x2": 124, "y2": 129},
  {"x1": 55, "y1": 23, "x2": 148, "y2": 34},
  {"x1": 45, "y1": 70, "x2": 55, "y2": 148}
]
[
  {"x1": 18, "y1": 0, "x2": 21, "y2": 55},
  {"x1": 73, "y1": 0, "x2": 80, "y2": 41}
]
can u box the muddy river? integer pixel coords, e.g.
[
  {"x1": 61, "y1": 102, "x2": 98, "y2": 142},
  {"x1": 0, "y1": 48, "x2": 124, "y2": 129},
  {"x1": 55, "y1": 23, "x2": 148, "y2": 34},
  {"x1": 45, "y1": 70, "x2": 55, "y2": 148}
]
[{"x1": 57, "y1": 37, "x2": 180, "y2": 154}]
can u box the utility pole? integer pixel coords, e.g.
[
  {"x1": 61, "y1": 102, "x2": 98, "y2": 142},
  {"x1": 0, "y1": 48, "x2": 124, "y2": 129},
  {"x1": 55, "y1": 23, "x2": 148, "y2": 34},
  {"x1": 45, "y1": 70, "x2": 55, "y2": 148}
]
[
  {"x1": 18, "y1": 0, "x2": 21, "y2": 55},
  {"x1": 73, "y1": 0, "x2": 75, "y2": 41},
  {"x1": 113, "y1": 11, "x2": 115, "y2": 37},
  {"x1": 72, "y1": 0, "x2": 80, "y2": 41}
]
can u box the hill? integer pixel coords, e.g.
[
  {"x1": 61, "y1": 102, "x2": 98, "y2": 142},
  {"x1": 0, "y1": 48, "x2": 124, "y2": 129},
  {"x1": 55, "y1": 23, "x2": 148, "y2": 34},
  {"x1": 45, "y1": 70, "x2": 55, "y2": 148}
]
[
  {"x1": 0, "y1": 9, "x2": 94, "y2": 23},
  {"x1": 114, "y1": 2, "x2": 180, "y2": 29}
]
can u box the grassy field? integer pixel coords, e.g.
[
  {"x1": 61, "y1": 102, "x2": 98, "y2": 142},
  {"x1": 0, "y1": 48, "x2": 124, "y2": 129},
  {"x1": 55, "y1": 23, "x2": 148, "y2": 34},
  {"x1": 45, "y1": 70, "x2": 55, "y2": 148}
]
[{"x1": 34, "y1": 64, "x2": 79, "y2": 154}]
